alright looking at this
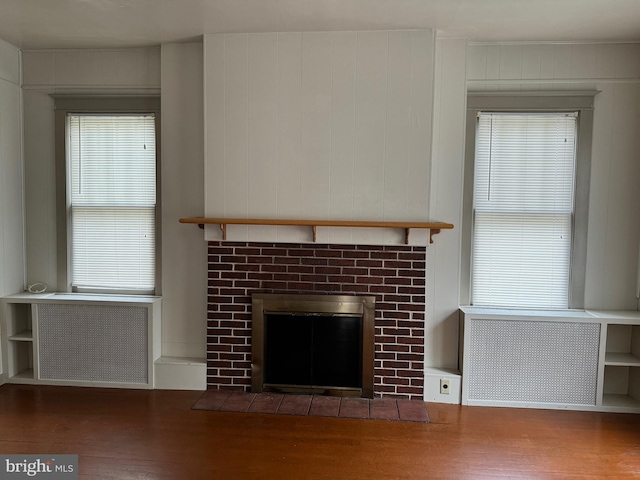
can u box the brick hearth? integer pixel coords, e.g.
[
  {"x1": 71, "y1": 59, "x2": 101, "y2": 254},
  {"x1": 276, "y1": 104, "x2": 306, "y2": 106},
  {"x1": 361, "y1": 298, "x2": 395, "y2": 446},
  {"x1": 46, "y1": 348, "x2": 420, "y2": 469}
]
[{"x1": 207, "y1": 241, "x2": 426, "y2": 399}]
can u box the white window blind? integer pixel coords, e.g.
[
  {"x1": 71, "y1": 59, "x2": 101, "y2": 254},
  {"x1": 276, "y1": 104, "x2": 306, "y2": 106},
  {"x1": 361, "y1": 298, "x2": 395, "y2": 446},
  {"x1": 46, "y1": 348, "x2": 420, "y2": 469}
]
[
  {"x1": 472, "y1": 112, "x2": 577, "y2": 308},
  {"x1": 68, "y1": 114, "x2": 156, "y2": 292}
]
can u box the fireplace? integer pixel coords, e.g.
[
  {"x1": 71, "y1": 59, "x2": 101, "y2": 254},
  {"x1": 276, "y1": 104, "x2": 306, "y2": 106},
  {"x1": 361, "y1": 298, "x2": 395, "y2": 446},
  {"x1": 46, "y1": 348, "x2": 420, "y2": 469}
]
[
  {"x1": 252, "y1": 293, "x2": 375, "y2": 398},
  {"x1": 207, "y1": 241, "x2": 426, "y2": 399}
]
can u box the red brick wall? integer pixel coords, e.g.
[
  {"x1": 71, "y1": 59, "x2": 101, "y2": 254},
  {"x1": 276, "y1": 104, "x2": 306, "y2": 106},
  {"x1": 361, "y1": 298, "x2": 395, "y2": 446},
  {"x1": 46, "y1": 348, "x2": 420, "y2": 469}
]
[{"x1": 207, "y1": 241, "x2": 426, "y2": 399}]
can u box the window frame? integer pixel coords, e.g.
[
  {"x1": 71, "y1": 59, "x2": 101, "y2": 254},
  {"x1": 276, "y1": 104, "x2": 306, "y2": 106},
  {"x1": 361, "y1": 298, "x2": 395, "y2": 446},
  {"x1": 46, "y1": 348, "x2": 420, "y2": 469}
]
[
  {"x1": 461, "y1": 91, "x2": 597, "y2": 310},
  {"x1": 53, "y1": 96, "x2": 162, "y2": 295}
]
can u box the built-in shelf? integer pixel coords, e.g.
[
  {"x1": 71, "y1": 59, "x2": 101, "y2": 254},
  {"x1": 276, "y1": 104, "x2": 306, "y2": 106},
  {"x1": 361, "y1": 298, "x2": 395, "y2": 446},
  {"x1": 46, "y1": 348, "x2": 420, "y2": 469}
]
[
  {"x1": 1, "y1": 294, "x2": 162, "y2": 389},
  {"x1": 179, "y1": 217, "x2": 454, "y2": 244},
  {"x1": 602, "y1": 321, "x2": 640, "y2": 411},
  {"x1": 605, "y1": 352, "x2": 640, "y2": 366},
  {"x1": 602, "y1": 393, "x2": 640, "y2": 409},
  {"x1": 11, "y1": 369, "x2": 35, "y2": 381},
  {"x1": 8, "y1": 331, "x2": 33, "y2": 342},
  {"x1": 460, "y1": 308, "x2": 640, "y2": 413},
  {"x1": 154, "y1": 356, "x2": 206, "y2": 366}
]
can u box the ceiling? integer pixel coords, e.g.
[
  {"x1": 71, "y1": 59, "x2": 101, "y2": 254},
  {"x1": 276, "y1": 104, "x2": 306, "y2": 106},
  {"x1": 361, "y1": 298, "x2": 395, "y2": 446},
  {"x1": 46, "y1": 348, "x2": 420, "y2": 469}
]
[{"x1": 1, "y1": 0, "x2": 640, "y2": 50}]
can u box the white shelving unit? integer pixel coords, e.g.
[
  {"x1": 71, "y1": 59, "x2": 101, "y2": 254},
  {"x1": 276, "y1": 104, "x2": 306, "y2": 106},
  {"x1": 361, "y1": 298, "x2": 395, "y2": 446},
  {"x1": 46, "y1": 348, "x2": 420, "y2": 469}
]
[
  {"x1": 460, "y1": 307, "x2": 640, "y2": 413},
  {"x1": 4, "y1": 302, "x2": 37, "y2": 382},
  {"x1": 1, "y1": 293, "x2": 161, "y2": 389},
  {"x1": 591, "y1": 311, "x2": 640, "y2": 412}
]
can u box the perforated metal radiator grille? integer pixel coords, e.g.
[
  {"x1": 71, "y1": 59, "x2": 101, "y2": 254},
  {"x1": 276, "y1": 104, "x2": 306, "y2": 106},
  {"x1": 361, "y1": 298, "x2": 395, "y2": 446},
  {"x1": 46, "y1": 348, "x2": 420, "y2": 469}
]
[
  {"x1": 38, "y1": 303, "x2": 148, "y2": 384},
  {"x1": 466, "y1": 319, "x2": 600, "y2": 405}
]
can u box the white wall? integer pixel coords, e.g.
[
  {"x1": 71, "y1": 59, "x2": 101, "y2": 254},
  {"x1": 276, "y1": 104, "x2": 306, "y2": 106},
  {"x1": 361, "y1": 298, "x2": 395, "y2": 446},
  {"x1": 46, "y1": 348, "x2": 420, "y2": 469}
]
[
  {"x1": 22, "y1": 46, "x2": 207, "y2": 360},
  {"x1": 22, "y1": 49, "x2": 161, "y2": 87},
  {"x1": 203, "y1": 30, "x2": 436, "y2": 245},
  {"x1": 15, "y1": 37, "x2": 640, "y2": 383},
  {"x1": 22, "y1": 48, "x2": 161, "y2": 290},
  {"x1": 160, "y1": 43, "x2": 207, "y2": 358},
  {"x1": 425, "y1": 38, "x2": 468, "y2": 369},
  {"x1": 0, "y1": 39, "x2": 24, "y2": 297},
  {"x1": 467, "y1": 42, "x2": 640, "y2": 310},
  {"x1": 424, "y1": 40, "x2": 640, "y2": 371}
]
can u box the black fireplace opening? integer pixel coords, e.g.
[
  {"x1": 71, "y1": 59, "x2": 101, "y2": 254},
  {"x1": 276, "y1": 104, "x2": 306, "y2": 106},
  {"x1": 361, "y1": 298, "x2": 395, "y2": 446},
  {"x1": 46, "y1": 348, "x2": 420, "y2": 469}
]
[
  {"x1": 251, "y1": 294, "x2": 375, "y2": 398},
  {"x1": 264, "y1": 313, "x2": 363, "y2": 390}
]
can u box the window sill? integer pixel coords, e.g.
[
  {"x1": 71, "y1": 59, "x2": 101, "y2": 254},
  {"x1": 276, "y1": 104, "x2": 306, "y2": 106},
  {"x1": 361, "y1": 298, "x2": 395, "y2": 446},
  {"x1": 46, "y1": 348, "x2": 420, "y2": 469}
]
[{"x1": 3, "y1": 292, "x2": 161, "y2": 304}]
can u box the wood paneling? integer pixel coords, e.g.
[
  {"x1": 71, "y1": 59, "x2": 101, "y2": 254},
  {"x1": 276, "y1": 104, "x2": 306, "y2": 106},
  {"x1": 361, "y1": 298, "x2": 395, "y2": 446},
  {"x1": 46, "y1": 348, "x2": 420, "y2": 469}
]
[
  {"x1": 247, "y1": 34, "x2": 278, "y2": 224},
  {"x1": 467, "y1": 42, "x2": 640, "y2": 83},
  {"x1": 425, "y1": 38, "x2": 467, "y2": 369},
  {"x1": 300, "y1": 32, "x2": 332, "y2": 222},
  {"x1": 22, "y1": 46, "x2": 161, "y2": 295},
  {"x1": 466, "y1": 42, "x2": 640, "y2": 311},
  {"x1": 0, "y1": 40, "x2": 24, "y2": 297},
  {"x1": 22, "y1": 90, "x2": 57, "y2": 291},
  {"x1": 276, "y1": 33, "x2": 303, "y2": 242},
  {"x1": 0, "y1": 39, "x2": 20, "y2": 84},
  {"x1": 329, "y1": 32, "x2": 357, "y2": 224},
  {"x1": 203, "y1": 30, "x2": 436, "y2": 245},
  {"x1": 160, "y1": 43, "x2": 207, "y2": 359},
  {"x1": 0, "y1": 384, "x2": 639, "y2": 479},
  {"x1": 21, "y1": 48, "x2": 160, "y2": 87}
]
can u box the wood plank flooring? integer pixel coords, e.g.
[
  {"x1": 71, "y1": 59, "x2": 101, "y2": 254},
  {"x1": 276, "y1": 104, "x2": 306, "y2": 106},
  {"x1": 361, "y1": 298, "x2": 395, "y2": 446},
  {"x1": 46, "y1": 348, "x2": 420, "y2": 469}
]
[{"x1": 0, "y1": 384, "x2": 639, "y2": 479}]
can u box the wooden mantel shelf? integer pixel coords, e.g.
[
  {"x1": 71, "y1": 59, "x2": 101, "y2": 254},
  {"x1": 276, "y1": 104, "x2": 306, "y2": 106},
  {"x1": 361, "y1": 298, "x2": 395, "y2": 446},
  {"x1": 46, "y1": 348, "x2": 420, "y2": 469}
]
[{"x1": 179, "y1": 217, "x2": 454, "y2": 244}]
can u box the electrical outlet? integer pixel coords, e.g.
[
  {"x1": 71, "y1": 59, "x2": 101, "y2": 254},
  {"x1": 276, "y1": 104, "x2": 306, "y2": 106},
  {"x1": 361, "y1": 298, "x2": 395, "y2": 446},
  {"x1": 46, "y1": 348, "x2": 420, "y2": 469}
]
[{"x1": 440, "y1": 378, "x2": 450, "y2": 395}]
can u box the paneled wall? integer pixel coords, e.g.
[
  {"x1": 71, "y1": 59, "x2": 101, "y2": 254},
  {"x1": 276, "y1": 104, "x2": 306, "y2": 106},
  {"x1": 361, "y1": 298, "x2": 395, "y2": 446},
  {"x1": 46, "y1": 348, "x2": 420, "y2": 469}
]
[
  {"x1": 22, "y1": 45, "x2": 207, "y2": 360},
  {"x1": 22, "y1": 48, "x2": 161, "y2": 291},
  {"x1": 22, "y1": 48, "x2": 160, "y2": 87},
  {"x1": 466, "y1": 42, "x2": 640, "y2": 310},
  {"x1": 24, "y1": 44, "x2": 206, "y2": 357},
  {"x1": 203, "y1": 30, "x2": 435, "y2": 245},
  {"x1": 160, "y1": 43, "x2": 207, "y2": 358},
  {"x1": 467, "y1": 43, "x2": 640, "y2": 87},
  {"x1": 425, "y1": 38, "x2": 468, "y2": 369},
  {"x1": 16, "y1": 37, "x2": 639, "y2": 392},
  {"x1": 0, "y1": 39, "x2": 24, "y2": 297}
]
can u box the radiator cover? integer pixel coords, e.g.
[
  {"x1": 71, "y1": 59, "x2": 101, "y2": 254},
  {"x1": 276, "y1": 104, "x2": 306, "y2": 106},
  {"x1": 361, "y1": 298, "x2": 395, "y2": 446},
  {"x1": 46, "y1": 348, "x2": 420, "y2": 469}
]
[
  {"x1": 465, "y1": 318, "x2": 600, "y2": 406},
  {"x1": 37, "y1": 303, "x2": 149, "y2": 384}
]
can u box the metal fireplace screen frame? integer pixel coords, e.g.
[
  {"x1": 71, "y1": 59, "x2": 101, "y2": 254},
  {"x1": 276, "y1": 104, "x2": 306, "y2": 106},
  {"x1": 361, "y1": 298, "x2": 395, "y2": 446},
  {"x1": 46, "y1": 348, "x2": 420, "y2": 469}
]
[{"x1": 252, "y1": 293, "x2": 375, "y2": 398}]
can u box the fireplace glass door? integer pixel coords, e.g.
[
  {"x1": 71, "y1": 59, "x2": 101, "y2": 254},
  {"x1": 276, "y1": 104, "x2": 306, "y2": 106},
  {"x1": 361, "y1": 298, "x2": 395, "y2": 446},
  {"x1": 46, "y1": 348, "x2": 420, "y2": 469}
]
[
  {"x1": 264, "y1": 313, "x2": 362, "y2": 390},
  {"x1": 252, "y1": 294, "x2": 375, "y2": 398}
]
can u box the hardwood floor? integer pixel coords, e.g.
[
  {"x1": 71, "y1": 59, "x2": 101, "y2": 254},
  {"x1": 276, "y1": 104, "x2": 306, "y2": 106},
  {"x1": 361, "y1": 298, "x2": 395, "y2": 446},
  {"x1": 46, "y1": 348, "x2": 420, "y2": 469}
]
[{"x1": 0, "y1": 384, "x2": 639, "y2": 479}]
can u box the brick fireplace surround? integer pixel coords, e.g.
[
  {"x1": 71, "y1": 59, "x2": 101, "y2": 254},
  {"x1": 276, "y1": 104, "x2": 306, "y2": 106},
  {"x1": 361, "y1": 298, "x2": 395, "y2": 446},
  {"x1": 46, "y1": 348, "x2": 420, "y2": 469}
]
[{"x1": 207, "y1": 241, "x2": 426, "y2": 400}]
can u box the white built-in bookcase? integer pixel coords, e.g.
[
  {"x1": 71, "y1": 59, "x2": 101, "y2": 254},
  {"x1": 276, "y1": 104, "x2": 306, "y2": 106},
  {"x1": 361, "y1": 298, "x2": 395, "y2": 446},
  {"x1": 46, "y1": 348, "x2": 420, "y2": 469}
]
[
  {"x1": 1, "y1": 293, "x2": 161, "y2": 389},
  {"x1": 460, "y1": 307, "x2": 640, "y2": 413}
]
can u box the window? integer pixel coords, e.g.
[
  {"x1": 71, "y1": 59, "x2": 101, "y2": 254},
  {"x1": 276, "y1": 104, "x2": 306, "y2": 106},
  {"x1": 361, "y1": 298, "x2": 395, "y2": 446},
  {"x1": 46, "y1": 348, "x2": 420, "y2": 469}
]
[
  {"x1": 54, "y1": 97, "x2": 160, "y2": 294},
  {"x1": 473, "y1": 112, "x2": 576, "y2": 308},
  {"x1": 68, "y1": 114, "x2": 156, "y2": 292},
  {"x1": 462, "y1": 93, "x2": 596, "y2": 309}
]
